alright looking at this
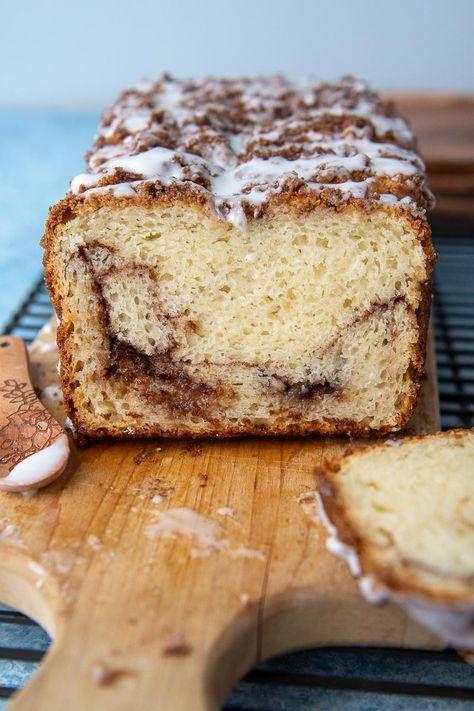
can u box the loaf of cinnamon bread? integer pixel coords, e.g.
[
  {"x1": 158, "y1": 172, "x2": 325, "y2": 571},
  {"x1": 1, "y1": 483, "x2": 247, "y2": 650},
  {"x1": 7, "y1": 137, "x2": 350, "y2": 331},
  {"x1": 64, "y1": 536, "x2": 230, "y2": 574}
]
[{"x1": 42, "y1": 75, "x2": 435, "y2": 438}]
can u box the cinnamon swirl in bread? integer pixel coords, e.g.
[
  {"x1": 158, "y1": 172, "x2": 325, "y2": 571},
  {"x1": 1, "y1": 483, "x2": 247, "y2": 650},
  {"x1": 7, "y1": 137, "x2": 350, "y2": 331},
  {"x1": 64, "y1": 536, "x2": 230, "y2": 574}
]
[{"x1": 42, "y1": 75, "x2": 435, "y2": 439}]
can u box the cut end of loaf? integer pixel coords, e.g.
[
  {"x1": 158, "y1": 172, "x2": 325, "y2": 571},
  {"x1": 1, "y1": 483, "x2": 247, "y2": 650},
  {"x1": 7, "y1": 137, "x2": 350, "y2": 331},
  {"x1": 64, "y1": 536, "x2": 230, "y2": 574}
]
[
  {"x1": 316, "y1": 428, "x2": 474, "y2": 602},
  {"x1": 44, "y1": 198, "x2": 432, "y2": 438}
]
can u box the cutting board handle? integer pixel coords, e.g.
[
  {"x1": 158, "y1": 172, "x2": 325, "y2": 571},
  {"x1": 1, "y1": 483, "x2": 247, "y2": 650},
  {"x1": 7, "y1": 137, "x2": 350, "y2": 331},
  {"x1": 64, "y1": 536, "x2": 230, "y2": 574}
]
[{"x1": 3, "y1": 548, "x2": 260, "y2": 711}]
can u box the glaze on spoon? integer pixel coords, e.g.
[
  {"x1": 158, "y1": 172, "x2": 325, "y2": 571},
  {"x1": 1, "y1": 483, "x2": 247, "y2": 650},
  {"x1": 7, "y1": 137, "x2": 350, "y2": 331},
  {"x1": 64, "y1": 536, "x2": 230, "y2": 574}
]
[{"x1": 0, "y1": 336, "x2": 69, "y2": 492}]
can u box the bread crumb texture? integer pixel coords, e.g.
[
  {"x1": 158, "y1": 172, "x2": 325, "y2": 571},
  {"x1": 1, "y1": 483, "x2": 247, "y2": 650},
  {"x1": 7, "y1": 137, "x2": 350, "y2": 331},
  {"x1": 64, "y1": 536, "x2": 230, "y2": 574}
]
[
  {"x1": 331, "y1": 429, "x2": 474, "y2": 599},
  {"x1": 47, "y1": 202, "x2": 431, "y2": 437}
]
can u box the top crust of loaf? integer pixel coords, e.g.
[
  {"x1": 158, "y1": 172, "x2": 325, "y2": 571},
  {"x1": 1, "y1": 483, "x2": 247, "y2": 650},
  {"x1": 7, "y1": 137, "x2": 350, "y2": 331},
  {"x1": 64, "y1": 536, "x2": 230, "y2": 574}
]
[
  {"x1": 316, "y1": 428, "x2": 474, "y2": 604},
  {"x1": 58, "y1": 75, "x2": 433, "y2": 230}
]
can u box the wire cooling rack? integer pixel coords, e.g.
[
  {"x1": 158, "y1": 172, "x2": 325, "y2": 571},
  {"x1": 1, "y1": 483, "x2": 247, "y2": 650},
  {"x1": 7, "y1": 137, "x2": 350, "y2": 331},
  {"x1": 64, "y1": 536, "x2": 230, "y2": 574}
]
[{"x1": 1, "y1": 227, "x2": 474, "y2": 709}]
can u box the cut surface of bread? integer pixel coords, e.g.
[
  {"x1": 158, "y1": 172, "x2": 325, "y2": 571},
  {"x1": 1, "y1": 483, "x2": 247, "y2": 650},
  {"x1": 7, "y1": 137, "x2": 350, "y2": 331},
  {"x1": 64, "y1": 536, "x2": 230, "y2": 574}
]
[
  {"x1": 43, "y1": 75, "x2": 435, "y2": 438},
  {"x1": 316, "y1": 428, "x2": 474, "y2": 646}
]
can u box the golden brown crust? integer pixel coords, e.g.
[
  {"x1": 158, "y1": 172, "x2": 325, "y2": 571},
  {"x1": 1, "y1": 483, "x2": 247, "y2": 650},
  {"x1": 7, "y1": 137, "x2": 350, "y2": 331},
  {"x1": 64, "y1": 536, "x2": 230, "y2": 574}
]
[{"x1": 316, "y1": 428, "x2": 474, "y2": 604}]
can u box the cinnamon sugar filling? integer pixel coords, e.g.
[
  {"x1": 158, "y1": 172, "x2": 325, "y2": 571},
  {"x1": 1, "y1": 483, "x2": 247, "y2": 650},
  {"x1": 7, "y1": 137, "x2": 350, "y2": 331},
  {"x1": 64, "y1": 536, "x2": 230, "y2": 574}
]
[{"x1": 71, "y1": 245, "x2": 419, "y2": 424}]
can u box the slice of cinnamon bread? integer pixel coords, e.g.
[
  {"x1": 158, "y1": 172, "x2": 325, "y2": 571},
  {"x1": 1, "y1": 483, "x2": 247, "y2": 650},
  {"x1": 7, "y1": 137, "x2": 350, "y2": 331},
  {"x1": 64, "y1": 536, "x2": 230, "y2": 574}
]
[
  {"x1": 43, "y1": 75, "x2": 435, "y2": 439},
  {"x1": 316, "y1": 428, "x2": 474, "y2": 647}
]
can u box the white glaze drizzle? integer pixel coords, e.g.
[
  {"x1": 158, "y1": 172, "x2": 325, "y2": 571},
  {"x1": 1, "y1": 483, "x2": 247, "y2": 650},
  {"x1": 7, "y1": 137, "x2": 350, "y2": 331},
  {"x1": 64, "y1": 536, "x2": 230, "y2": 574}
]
[
  {"x1": 64, "y1": 417, "x2": 76, "y2": 434},
  {"x1": 396, "y1": 597, "x2": 474, "y2": 649},
  {"x1": 69, "y1": 75, "x2": 433, "y2": 227}
]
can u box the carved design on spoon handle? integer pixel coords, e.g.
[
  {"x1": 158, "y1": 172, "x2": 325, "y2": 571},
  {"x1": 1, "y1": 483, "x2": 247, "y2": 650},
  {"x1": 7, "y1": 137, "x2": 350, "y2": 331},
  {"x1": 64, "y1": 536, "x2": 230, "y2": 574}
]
[
  {"x1": 0, "y1": 336, "x2": 69, "y2": 491},
  {"x1": 0, "y1": 379, "x2": 61, "y2": 472}
]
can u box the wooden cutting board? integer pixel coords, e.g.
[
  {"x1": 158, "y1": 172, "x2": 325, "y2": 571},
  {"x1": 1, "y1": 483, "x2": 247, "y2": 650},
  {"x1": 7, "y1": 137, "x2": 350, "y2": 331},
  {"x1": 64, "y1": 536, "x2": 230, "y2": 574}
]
[{"x1": 0, "y1": 320, "x2": 440, "y2": 711}]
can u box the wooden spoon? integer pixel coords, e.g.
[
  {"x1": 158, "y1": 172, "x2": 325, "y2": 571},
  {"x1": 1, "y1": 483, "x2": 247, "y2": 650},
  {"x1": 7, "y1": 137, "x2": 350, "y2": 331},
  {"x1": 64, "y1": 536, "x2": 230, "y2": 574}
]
[{"x1": 0, "y1": 335, "x2": 69, "y2": 492}]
